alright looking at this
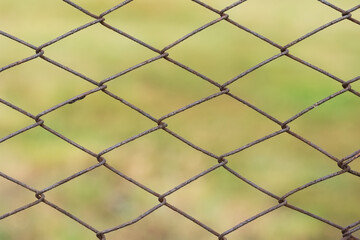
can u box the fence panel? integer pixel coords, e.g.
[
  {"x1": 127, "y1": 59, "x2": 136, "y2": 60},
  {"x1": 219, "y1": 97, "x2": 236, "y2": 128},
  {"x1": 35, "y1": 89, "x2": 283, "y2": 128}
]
[{"x1": 0, "y1": 0, "x2": 359, "y2": 239}]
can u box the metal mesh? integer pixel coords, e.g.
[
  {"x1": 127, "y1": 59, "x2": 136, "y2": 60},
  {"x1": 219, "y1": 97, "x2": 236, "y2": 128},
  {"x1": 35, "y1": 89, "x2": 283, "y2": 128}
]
[{"x1": 0, "y1": 0, "x2": 359, "y2": 239}]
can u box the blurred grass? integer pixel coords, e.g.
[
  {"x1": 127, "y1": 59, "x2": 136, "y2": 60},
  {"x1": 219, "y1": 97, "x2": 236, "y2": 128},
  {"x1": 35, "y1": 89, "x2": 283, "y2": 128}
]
[{"x1": 0, "y1": 0, "x2": 360, "y2": 239}]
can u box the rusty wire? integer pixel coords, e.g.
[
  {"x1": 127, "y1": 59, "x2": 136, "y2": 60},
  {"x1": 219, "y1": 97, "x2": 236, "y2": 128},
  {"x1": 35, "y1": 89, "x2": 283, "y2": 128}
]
[{"x1": 0, "y1": 0, "x2": 359, "y2": 239}]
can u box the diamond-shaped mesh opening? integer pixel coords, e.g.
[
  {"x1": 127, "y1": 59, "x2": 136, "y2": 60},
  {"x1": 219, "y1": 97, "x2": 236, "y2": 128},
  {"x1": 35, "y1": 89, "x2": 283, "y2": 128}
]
[
  {"x1": 0, "y1": 126, "x2": 96, "y2": 189},
  {"x1": 226, "y1": 133, "x2": 339, "y2": 195},
  {"x1": 105, "y1": 0, "x2": 217, "y2": 49},
  {"x1": 290, "y1": 20, "x2": 360, "y2": 80},
  {"x1": 104, "y1": 130, "x2": 216, "y2": 193},
  {"x1": 165, "y1": 94, "x2": 279, "y2": 154},
  {"x1": 0, "y1": 1, "x2": 91, "y2": 45},
  {"x1": 229, "y1": 56, "x2": 341, "y2": 121},
  {"x1": 289, "y1": 173, "x2": 360, "y2": 227},
  {"x1": 0, "y1": 203, "x2": 95, "y2": 240},
  {"x1": 168, "y1": 167, "x2": 277, "y2": 232},
  {"x1": 43, "y1": 23, "x2": 157, "y2": 81},
  {"x1": 106, "y1": 58, "x2": 218, "y2": 117},
  {"x1": 168, "y1": 20, "x2": 279, "y2": 83},
  {"x1": 0, "y1": 58, "x2": 94, "y2": 114},
  {"x1": 42, "y1": 91, "x2": 155, "y2": 152},
  {"x1": 227, "y1": 207, "x2": 343, "y2": 240},
  {"x1": 46, "y1": 166, "x2": 158, "y2": 230},
  {"x1": 291, "y1": 92, "x2": 360, "y2": 157},
  {"x1": 227, "y1": 0, "x2": 339, "y2": 45}
]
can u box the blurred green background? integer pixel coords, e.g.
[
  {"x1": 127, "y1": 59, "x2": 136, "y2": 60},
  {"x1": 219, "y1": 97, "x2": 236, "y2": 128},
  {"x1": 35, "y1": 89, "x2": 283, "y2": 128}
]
[{"x1": 0, "y1": 0, "x2": 359, "y2": 239}]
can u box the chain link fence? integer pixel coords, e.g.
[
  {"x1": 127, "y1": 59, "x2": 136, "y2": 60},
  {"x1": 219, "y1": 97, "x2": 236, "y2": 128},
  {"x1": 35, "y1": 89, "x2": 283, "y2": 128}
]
[{"x1": 0, "y1": 0, "x2": 359, "y2": 239}]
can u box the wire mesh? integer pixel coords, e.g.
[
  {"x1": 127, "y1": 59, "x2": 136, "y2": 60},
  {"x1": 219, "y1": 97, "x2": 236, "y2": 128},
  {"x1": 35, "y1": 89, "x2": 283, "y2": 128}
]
[{"x1": 0, "y1": 0, "x2": 359, "y2": 239}]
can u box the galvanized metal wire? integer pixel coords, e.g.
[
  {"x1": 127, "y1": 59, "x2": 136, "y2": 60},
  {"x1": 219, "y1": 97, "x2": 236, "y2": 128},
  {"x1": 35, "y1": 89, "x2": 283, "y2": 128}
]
[{"x1": 1, "y1": 0, "x2": 359, "y2": 239}]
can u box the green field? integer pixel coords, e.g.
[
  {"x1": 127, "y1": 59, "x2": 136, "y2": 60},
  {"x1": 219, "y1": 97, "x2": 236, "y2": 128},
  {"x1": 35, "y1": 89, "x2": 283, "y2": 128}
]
[{"x1": 0, "y1": 0, "x2": 359, "y2": 239}]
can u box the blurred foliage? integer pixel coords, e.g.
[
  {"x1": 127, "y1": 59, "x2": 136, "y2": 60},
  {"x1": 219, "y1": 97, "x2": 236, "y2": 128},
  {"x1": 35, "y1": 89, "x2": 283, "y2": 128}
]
[{"x1": 0, "y1": 0, "x2": 359, "y2": 239}]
